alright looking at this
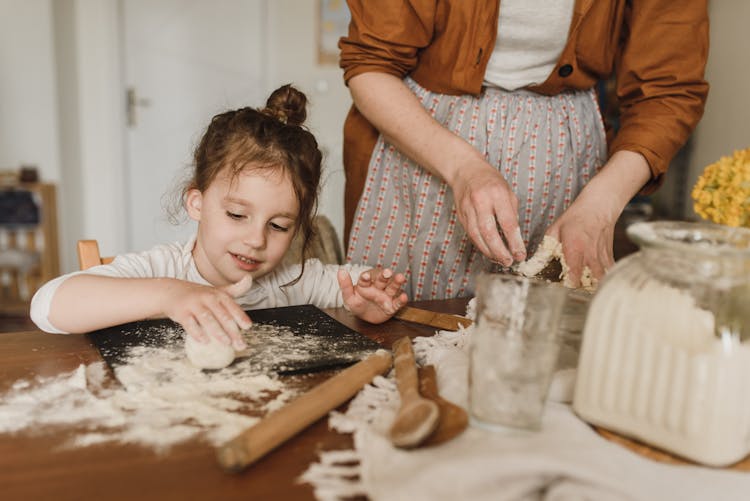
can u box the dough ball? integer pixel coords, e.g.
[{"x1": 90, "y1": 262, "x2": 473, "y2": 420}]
[{"x1": 185, "y1": 335, "x2": 236, "y2": 369}]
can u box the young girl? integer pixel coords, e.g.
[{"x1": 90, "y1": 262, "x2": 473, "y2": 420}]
[{"x1": 30, "y1": 84, "x2": 408, "y2": 352}]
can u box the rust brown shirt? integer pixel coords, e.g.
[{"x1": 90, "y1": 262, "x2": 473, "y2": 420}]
[{"x1": 339, "y1": 0, "x2": 709, "y2": 236}]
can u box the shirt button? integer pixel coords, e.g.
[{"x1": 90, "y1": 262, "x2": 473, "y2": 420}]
[{"x1": 558, "y1": 64, "x2": 573, "y2": 77}]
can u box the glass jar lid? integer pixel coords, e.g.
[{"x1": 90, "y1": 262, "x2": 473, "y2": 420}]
[{"x1": 626, "y1": 221, "x2": 750, "y2": 258}]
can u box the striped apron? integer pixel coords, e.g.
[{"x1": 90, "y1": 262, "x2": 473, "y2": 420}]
[{"x1": 346, "y1": 77, "x2": 607, "y2": 300}]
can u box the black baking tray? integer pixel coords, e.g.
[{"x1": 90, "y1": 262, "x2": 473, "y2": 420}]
[{"x1": 87, "y1": 304, "x2": 382, "y2": 375}]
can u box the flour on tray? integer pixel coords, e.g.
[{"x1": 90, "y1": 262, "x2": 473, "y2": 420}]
[{"x1": 0, "y1": 334, "x2": 299, "y2": 452}]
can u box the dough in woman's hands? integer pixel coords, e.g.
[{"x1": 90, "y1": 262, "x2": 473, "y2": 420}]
[
  {"x1": 516, "y1": 235, "x2": 562, "y2": 277},
  {"x1": 515, "y1": 235, "x2": 598, "y2": 292},
  {"x1": 185, "y1": 334, "x2": 236, "y2": 369}
]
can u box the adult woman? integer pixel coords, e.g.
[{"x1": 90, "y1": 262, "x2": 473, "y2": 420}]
[{"x1": 340, "y1": 0, "x2": 709, "y2": 299}]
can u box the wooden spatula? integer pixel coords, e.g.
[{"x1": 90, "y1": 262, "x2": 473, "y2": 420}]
[
  {"x1": 394, "y1": 306, "x2": 472, "y2": 331},
  {"x1": 418, "y1": 365, "x2": 469, "y2": 446},
  {"x1": 389, "y1": 336, "x2": 440, "y2": 448}
]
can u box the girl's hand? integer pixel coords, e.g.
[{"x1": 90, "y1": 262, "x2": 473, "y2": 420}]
[
  {"x1": 160, "y1": 274, "x2": 254, "y2": 350},
  {"x1": 337, "y1": 267, "x2": 408, "y2": 324}
]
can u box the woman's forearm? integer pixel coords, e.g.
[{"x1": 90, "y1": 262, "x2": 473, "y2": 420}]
[
  {"x1": 348, "y1": 71, "x2": 527, "y2": 264},
  {"x1": 576, "y1": 150, "x2": 652, "y2": 220},
  {"x1": 348, "y1": 72, "x2": 483, "y2": 186}
]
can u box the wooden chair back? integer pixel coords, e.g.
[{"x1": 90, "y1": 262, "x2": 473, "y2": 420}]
[
  {"x1": 282, "y1": 215, "x2": 343, "y2": 267},
  {"x1": 77, "y1": 240, "x2": 114, "y2": 270}
]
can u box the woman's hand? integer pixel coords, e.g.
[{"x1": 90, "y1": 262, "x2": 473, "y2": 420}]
[
  {"x1": 545, "y1": 196, "x2": 616, "y2": 287},
  {"x1": 337, "y1": 267, "x2": 408, "y2": 324},
  {"x1": 450, "y1": 155, "x2": 526, "y2": 266},
  {"x1": 348, "y1": 73, "x2": 526, "y2": 267},
  {"x1": 546, "y1": 150, "x2": 652, "y2": 287},
  {"x1": 160, "y1": 274, "x2": 254, "y2": 350}
]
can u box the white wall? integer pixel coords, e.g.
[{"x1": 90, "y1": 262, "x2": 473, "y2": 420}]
[
  {"x1": 266, "y1": 1, "x2": 351, "y2": 250},
  {"x1": 68, "y1": 1, "x2": 128, "y2": 261},
  {"x1": 51, "y1": 0, "x2": 82, "y2": 272},
  {"x1": 50, "y1": 0, "x2": 126, "y2": 272},
  {"x1": 1, "y1": 0, "x2": 351, "y2": 273},
  {"x1": 686, "y1": 0, "x2": 750, "y2": 212},
  {"x1": 0, "y1": 0, "x2": 61, "y2": 181}
]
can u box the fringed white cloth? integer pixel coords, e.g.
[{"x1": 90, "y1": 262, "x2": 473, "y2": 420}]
[{"x1": 301, "y1": 325, "x2": 750, "y2": 501}]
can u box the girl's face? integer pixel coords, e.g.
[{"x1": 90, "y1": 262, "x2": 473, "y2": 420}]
[{"x1": 186, "y1": 166, "x2": 299, "y2": 287}]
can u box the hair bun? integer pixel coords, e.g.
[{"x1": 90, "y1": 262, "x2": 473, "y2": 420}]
[{"x1": 263, "y1": 84, "x2": 307, "y2": 126}]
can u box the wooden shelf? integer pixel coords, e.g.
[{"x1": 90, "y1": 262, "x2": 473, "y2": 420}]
[{"x1": 0, "y1": 183, "x2": 59, "y2": 312}]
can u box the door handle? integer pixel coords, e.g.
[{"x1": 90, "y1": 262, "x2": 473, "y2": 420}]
[{"x1": 126, "y1": 87, "x2": 152, "y2": 127}]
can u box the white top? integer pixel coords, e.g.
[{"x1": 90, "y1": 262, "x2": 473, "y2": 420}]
[
  {"x1": 30, "y1": 235, "x2": 368, "y2": 334},
  {"x1": 483, "y1": 0, "x2": 575, "y2": 91}
]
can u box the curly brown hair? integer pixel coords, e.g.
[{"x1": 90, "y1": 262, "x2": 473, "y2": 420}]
[{"x1": 186, "y1": 84, "x2": 322, "y2": 284}]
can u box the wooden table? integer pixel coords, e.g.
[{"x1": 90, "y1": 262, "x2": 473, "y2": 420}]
[{"x1": 0, "y1": 299, "x2": 468, "y2": 501}]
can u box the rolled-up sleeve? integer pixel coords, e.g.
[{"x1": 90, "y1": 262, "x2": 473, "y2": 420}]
[
  {"x1": 29, "y1": 241, "x2": 191, "y2": 334},
  {"x1": 29, "y1": 258, "x2": 155, "y2": 334},
  {"x1": 339, "y1": 0, "x2": 437, "y2": 84},
  {"x1": 609, "y1": 0, "x2": 709, "y2": 190}
]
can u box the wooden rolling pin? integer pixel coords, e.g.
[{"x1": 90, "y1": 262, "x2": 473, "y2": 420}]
[{"x1": 216, "y1": 349, "x2": 393, "y2": 472}]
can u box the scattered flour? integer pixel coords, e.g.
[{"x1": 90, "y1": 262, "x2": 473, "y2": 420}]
[{"x1": 0, "y1": 343, "x2": 298, "y2": 452}]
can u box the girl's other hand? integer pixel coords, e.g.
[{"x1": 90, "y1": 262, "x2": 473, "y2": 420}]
[
  {"x1": 161, "y1": 275, "x2": 253, "y2": 350},
  {"x1": 337, "y1": 268, "x2": 408, "y2": 324}
]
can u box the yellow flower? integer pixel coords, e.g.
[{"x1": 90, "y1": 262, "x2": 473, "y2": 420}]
[{"x1": 692, "y1": 148, "x2": 750, "y2": 227}]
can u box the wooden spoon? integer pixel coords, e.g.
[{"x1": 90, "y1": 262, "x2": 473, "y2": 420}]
[
  {"x1": 389, "y1": 336, "x2": 440, "y2": 448},
  {"x1": 418, "y1": 365, "x2": 469, "y2": 446}
]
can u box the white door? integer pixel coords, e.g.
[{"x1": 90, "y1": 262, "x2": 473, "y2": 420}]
[{"x1": 121, "y1": 0, "x2": 268, "y2": 251}]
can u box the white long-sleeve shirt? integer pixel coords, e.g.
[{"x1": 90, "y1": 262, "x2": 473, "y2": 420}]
[{"x1": 30, "y1": 235, "x2": 368, "y2": 334}]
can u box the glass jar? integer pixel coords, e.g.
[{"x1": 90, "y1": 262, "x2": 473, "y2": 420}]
[{"x1": 574, "y1": 221, "x2": 750, "y2": 466}]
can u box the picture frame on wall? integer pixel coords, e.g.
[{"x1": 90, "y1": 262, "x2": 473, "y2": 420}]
[{"x1": 317, "y1": 0, "x2": 350, "y2": 65}]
